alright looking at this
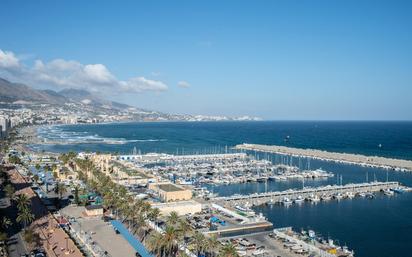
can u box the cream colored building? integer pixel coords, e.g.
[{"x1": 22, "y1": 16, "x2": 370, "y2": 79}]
[
  {"x1": 149, "y1": 182, "x2": 192, "y2": 202},
  {"x1": 152, "y1": 200, "x2": 202, "y2": 216}
]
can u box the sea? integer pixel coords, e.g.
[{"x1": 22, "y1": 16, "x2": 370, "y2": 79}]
[{"x1": 32, "y1": 121, "x2": 412, "y2": 257}]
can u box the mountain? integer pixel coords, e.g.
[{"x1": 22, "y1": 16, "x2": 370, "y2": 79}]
[
  {"x1": 58, "y1": 88, "x2": 129, "y2": 110},
  {"x1": 0, "y1": 77, "x2": 130, "y2": 110},
  {"x1": 0, "y1": 78, "x2": 67, "y2": 104}
]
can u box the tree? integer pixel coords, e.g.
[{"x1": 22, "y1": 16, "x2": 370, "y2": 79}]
[
  {"x1": 206, "y1": 235, "x2": 220, "y2": 257},
  {"x1": 8, "y1": 155, "x2": 21, "y2": 165},
  {"x1": 163, "y1": 225, "x2": 182, "y2": 256},
  {"x1": 0, "y1": 232, "x2": 7, "y2": 243},
  {"x1": 192, "y1": 231, "x2": 206, "y2": 256},
  {"x1": 147, "y1": 231, "x2": 164, "y2": 256},
  {"x1": 54, "y1": 182, "x2": 67, "y2": 200},
  {"x1": 23, "y1": 227, "x2": 42, "y2": 252},
  {"x1": 218, "y1": 243, "x2": 239, "y2": 257},
  {"x1": 35, "y1": 163, "x2": 41, "y2": 170},
  {"x1": 33, "y1": 174, "x2": 39, "y2": 183},
  {"x1": 4, "y1": 184, "x2": 15, "y2": 199},
  {"x1": 74, "y1": 185, "x2": 80, "y2": 204},
  {"x1": 166, "y1": 211, "x2": 180, "y2": 226},
  {"x1": 17, "y1": 208, "x2": 35, "y2": 228},
  {"x1": 1, "y1": 217, "x2": 12, "y2": 230},
  {"x1": 15, "y1": 194, "x2": 30, "y2": 211}
]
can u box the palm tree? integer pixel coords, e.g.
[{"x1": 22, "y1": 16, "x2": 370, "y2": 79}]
[
  {"x1": 23, "y1": 227, "x2": 42, "y2": 252},
  {"x1": 0, "y1": 232, "x2": 7, "y2": 243},
  {"x1": 17, "y1": 208, "x2": 35, "y2": 228},
  {"x1": 15, "y1": 194, "x2": 30, "y2": 211},
  {"x1": 178, "y1": 218, "x2": 192, "y2": 237},
  {"x1": 218, "y1": 243, "x2": 239, "y2": 257},
  {"x1": 1, "y1": 217, "x2": 12, "y2": 230},
  {"x1": 206, "y1": 235, "x2": 220, "y2": 257},
  {"x1": 163, "y1": 225, "x2": 182, "y2": 257},
  {"x1": 54, "y1": 182, "x2": 67, "y2": 199},
  {"x1": 147, "y1": 230, "x2": 164, "y2": 256},
  {"x1": 192, "y1": 231, "x2": 206, "y2": 256},
  {"x1": 4, "y1": 184, "x2": 15, "y2": 199},
  {"x1": 166, "y1": 211, "x2": 180, "y2": 226}
]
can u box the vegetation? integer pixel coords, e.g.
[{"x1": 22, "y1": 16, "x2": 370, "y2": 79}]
[
  {"x1": 4, "y1": 184, "x2": 15, "y2": 199},
  {"x1": 15, "y1": 193, "x2": 34, "y2": 228},
  {"x1": 8, "y1": 155, "x2": 21, "y2": 164},
  {"x1": 73, "y1": 156, "x2": 224, "y2": 257},
  {"x1": 54, "y1": 182, "x2": 67, "y2": 199},
  {"x1": 23, "y1": 227, "x2": 42, "y2": 252}
]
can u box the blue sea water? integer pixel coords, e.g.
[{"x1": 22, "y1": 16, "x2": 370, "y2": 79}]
[{"x1": 34, "y1": 121, "x2": 412, "y2": 257}]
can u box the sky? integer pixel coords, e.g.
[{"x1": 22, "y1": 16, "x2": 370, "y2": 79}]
[{"x1": 0, "y1": 0, "x2": 411, "y2": 120}]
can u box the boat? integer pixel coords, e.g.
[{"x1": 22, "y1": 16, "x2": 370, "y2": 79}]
[
  {"x1": 321, "y1": 194, "x2": 332, "y2": 201},
  {"x1": 392, "y1": 188, "x2": 404, "y2": 194},
  {"x1": 294, "y1": 195, "x2": 305, "y2": 203},
  {"x1": 308, "y1": 194, "x2": 320, "y2": 202},
  {"x1": 282, "y1": 197, "x2": 293, "y2": 205},
  {"x1": 334, "y1": 193, "x2": 343, "y2": 200},
  {"x1": 383, "y1": 189, "x2": 394, "y2": 196},
  {"x1": 345, "y1": 192, "x2": 355, "y2": 199}
]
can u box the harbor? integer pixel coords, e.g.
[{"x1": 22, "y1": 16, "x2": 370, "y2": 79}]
[
  {"x1": 213, "y1": 181, "x2": 406, "y2": 206},
  {"x1": 235, "y1": 143, "x2": 412, "y2": 172}
]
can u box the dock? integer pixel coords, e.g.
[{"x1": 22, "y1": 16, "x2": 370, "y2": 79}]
[
  {"x1": 214, "y1": 181, "x2": 400, "y2": 206},
  {"x1": 235, "y1": 143, "x2": 412, "y2": 171}
]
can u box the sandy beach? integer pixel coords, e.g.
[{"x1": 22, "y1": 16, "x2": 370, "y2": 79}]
[{"x1": 235, "y1": 143, "x2": 412, "y2": 172}]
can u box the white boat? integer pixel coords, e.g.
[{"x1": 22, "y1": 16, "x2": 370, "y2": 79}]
[
  {"x1": 321, "y1": 194, "x2": 332, "y2": 201},
  {"x1": 383, "y1": 189, "x2": 394, "y2": 196},
  {"x1": 334, "y1": 193, "x2": 343, "y2": 200},
  {"x1": 308, "y1": 194, "x2": 320, "y2": 202},
  {"x1": 282, "y1": 197, "x2": 293, "y2": 205},
  {"x1": 294, "y1": 195, "x2": 304, "y2": 203},
  {"x1": 345, "y1": 192, "x2": 355, "y2": 199}
]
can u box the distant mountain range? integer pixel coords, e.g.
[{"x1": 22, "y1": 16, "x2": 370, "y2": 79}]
[
  {"x1": 0, "y1": 77, "x2": 261, "y2": 121},
  {"x1": 0, "y1": 77, "x2": 130, "y2": 110}
]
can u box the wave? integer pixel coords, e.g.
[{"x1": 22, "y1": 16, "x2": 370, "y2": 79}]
[{"x1": 38, "y1": 125, "x2": 166, "y2": 145}]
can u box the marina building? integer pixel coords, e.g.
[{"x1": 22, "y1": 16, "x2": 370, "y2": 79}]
[
  {"x1": 151, "y1": 200, "x2": 202, "y2": 216},
  {"x1": 148, "y1": 182, "x2": 192, "y2": 202}
]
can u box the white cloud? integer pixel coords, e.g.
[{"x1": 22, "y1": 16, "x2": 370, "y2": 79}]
[
  {"x1": 0, "y1": 49, "x2": 20, "y2": 68},
  {"x1": 0, "y1": 49, "x2": 168, "y2": 94},
  {"x1": 177, "y1": 80, "x2": 191, "y2": 88}
]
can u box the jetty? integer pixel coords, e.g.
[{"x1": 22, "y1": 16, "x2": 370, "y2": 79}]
[
  {"x1": 235, "y1": 143, "x2": 412, "y2": 172},
  {"x1": 214, "y1": 181, "x2": 400, "y2": 206}
]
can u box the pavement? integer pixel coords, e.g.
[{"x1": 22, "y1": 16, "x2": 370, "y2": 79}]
[
  {"x1": 5, "y1": 166, "x2": 84, "y2": 257},
  {"x1": 60, "y1": 205, "x2": 137, "y2": 257},
  {"x1": 222, "y1": 231, "x2": 304, "y2": 257}
]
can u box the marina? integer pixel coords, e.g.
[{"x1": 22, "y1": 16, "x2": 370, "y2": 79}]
[
  {"x1": 235, "y1": 143, "x2": 412, "y2": 172},
  {"x1": 213, "y1": 181, "x2": 406, "y2": 206}
]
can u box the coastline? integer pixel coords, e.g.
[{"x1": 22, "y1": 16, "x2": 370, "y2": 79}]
[{"x1": 236, "y1": 143, "x2": 412, "y2": 172}]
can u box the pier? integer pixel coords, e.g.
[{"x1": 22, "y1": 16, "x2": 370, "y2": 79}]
[
  {"x1": 235, "y1": 143, "x2": 412, "y2": 172},
  {"x1": 214, "y1": 181, "x2": 400, "y2": 206}
]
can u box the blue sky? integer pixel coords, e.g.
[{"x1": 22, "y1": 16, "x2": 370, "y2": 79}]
[{"x1": 0, "y1": 0, "x2": 411, "y2": 120}]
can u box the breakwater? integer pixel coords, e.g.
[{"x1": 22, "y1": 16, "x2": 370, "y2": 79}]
[{"x1": 235, "y1": 143, "x2": 412, "y2": 172}]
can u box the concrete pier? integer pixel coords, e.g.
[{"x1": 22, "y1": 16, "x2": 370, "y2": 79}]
[
  {"x1": 235, "y1": 143, "x2": 412, "y2": 171},
  {"x1": 214, "y1": 181, "x2": 400, "y2": 206}
]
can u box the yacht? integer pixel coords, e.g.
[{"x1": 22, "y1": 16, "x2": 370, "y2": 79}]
[
  {"x1": 308, "y1": 194, "x2": 320, "y2": 202},
  {"x1": 282, "y1": 197, "x2": 293, "y2": 205},
  {"x1": 321, "y1": 194, "x2": 332, "y2": 201},
  {"x1": 383, "y1": 189, "x2": 394, "y2": 196},
  {"x1": 294, "y1": 195, "x2": 305, "y2": 203}
]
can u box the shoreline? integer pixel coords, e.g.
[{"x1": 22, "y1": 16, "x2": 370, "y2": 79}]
[{"x1": 235, "y1": 143, "x2": 412, "y2": 172}]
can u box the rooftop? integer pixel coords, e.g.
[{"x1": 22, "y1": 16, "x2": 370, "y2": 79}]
[{"x1": 158, "y1": 183, "x2": 184, "y2": 192}]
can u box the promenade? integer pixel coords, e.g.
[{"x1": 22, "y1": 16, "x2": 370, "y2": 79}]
[
  {"x1": 235, "y1": 143, "x2": 412, "y2": 171},
  {"x1": 6, "y1": 167, "x2": 83, "y2": 257}
]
